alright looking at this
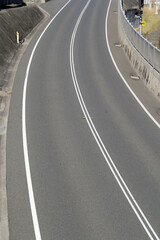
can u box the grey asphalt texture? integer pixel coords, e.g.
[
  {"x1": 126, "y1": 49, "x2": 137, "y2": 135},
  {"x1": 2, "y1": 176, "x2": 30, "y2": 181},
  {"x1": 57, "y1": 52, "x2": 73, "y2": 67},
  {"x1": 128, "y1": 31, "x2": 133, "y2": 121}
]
[{"x1": 6, "y1": 0, "x2": 160, "y2": 239}]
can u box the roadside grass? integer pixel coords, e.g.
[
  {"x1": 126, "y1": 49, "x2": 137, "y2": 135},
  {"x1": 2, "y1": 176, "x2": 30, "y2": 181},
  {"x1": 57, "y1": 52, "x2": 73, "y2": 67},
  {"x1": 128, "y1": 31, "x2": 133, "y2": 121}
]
[{"x1": 140, "y1": 5, "x2": 160, "y2": 37}]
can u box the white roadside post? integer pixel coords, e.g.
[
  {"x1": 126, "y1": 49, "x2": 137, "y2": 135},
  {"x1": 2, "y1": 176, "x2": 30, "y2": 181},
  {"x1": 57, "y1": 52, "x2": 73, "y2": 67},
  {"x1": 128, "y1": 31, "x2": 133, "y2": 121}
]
[
  {"x1": 155, "y1": 4, "x2": 159, "y2": 14},
  {"x1": 149, "y1": 0, "x2": 152, "y2": 9},
  {"x1": 16, "y1": 31, "x2": 19, "y2": 44},
  {"x1": 155, "y1": 1, "x2": 160, "y2": 14}
]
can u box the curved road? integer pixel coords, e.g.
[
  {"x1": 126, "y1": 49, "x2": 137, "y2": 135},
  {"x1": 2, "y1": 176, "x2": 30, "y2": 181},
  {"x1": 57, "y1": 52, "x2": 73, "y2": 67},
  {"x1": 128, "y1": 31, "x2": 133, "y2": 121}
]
[{"x1": 7, "y1": 0, "x2": 160, "y2": 239}]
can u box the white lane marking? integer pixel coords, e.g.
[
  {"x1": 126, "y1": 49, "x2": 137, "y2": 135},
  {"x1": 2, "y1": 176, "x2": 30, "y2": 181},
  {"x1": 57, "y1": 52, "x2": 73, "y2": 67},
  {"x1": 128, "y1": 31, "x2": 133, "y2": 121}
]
[
  {"x1": 69, "y1": 0, "x2": 160, "y2": 239},
  {"x1": 22, "y1": 0, "x2": 72, "y2": 239},
  {"x1": 105, "y1": 0, "x2": 160, "y2": 129}
]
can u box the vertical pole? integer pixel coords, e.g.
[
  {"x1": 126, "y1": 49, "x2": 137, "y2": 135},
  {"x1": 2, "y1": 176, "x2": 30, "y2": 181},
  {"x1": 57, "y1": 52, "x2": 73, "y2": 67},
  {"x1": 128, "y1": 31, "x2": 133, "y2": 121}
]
[
  {"x1": 16, "y1": 31, "x2": 19, "y2": 44},
  {"x1": 149, "y1": 0, "x2": 152, "y2": 9},
  {"x1": 155, "y1": 4, "x2": 159, "y2": 14}
]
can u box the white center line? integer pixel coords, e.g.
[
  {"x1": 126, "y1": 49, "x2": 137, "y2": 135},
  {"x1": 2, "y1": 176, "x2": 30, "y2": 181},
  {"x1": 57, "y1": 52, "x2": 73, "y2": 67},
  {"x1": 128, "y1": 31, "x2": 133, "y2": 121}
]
[{"x1": 69, "y1": 0, "x2": 160, "y2": 239}]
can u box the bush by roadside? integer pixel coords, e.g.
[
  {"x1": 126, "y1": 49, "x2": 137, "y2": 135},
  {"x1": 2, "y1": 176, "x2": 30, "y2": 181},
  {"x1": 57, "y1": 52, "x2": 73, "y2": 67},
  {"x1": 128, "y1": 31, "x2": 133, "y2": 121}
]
[{"x1": 139, "y1": 5, "x2": 160, "y2": 48}]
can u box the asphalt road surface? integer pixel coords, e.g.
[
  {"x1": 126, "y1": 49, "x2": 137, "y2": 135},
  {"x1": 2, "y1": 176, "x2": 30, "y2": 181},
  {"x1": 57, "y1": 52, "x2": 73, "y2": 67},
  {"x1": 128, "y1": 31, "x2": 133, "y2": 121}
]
[{"x1": 6, "y1": 0, "x2": 160, "y2": 239}]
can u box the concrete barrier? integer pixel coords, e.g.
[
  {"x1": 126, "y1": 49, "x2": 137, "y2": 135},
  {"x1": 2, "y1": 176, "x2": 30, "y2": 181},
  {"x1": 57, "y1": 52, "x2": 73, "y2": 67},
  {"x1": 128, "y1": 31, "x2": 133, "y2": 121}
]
[
  {"x1": 118, "y1": 0, "x2": 160, "y2": 100},
  {"x1": 0, "y1": 5, "x2": 44, "y2": 87}
]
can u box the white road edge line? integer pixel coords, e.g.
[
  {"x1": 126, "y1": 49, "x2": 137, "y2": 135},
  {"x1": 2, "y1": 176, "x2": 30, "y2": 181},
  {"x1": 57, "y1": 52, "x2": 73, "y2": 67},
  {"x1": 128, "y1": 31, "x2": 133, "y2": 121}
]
[
  {"x1": 105, "y1": 0, "x2": 160, "y2": 129},
  {"x1": 22, "y1": 1, "x2": 72, "y2": 239},
  {"x1": 70, "y1": 0, "x2": 160, "y2": 239}
]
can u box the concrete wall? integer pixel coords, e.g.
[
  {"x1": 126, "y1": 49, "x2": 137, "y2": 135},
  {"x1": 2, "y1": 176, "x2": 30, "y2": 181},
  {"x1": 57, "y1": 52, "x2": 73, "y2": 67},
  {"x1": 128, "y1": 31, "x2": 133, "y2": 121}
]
[
  {"x1": 118, "y1": 1, "x2": 160, "y2": 100},
  {"x1": 0, "y1": 5, "x2": 44, "y2": 87},
  {"x1": 0, "y1": 6, "x2": 45, "y2": 240}
]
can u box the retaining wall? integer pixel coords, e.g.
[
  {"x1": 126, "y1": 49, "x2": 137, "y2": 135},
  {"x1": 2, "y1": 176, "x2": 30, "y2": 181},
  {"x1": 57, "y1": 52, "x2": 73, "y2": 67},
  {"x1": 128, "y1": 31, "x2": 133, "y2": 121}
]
[
  {"x1": 0, "y1": 5, "x2": 44, "y2": 240},
  {"x1": 118, "y1": 1, "x2": 160, "y2": 100},
  {"x1": 0, "y1": 5, "x2": 44, "y2": 87}
]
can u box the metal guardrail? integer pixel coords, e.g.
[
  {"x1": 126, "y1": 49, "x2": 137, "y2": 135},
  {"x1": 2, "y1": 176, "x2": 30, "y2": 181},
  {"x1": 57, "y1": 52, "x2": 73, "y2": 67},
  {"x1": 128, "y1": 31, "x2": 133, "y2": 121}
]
[{"x1": 120, "y1": 0, "x2": 160, "y2": 73}]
